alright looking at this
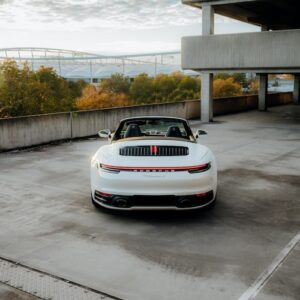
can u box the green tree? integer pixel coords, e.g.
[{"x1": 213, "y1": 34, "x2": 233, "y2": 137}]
[
  {"x1": 34, "y1": 66, "x2": 76, "y2": 113},
  {"x1": 0, "y1": 60, "x2": 86, "y2": 118},
  {"x1": 153, "y1": 74, "x2": 176, "y2": 102},
  {"x1": 101, "y1": 73, "x2": 130, "y2": 94},
  {"x1": 178, "y1": 76, "x2": 200, "y2": 93},
  {"x1": 68, "y1": 80, "x2": 87, "y2": 101},
  {"x1": 129, "y1": 73, "x2": 154, "y2": 104}
]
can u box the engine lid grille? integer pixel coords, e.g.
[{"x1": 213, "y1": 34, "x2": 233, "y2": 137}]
[{"x1": 119, "y1": 145, "x2": 189, "y2": 156}]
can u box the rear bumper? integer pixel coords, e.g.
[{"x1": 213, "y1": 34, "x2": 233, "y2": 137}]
[
  {"x1": 92, "y1": 190, "x2": 215, "y2": 211},
  {"x1": 91, "y1": 167, "x2": 217, "y2": 196}
]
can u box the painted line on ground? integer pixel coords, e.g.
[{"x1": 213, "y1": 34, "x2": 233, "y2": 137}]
[{"x1": 239, "y1": 232, "x2": 300, "y2": 300}]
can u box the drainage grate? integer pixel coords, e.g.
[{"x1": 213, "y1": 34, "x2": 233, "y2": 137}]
[{"x1": 0, "y1": 257, "x2": 120, "y2": 300}]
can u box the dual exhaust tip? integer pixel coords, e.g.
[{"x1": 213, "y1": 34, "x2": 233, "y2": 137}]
[{"x1": 112, "y1": 197, "x2": 197, "y2": 208}]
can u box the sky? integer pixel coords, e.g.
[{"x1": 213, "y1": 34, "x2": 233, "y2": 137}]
[{"x1": 0, "y1": 0, "x2": 259, "y2": 55}]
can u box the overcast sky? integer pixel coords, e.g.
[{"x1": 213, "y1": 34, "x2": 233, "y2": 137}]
[{"x1": 0, "y1": 0, "x2": 259, "y2": 55}]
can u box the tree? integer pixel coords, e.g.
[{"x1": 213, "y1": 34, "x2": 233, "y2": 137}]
[
  {"x1": 214, "y1": 73, "x2": 248, "y2": 88},
  {"x1": 178, "y1": 76, "x2": 200, "y2": 93},
  {"x1": 213, "y1": 78, "x2": 242, "y2": 98},
  {"x1": 249, "y1": 80, "x2": 259, "y2": 94},
  {"x1": 214, "y1": 73, "x2": 231, "y2": 81},
  {"x1": 68, "y1": 80, "x2": 87, "y2": 101},
  {"x1": 101, "y1": 73, "x2": 130, "y2": 94},
  {"x1": 0, "y1": 60, "x2": 86, "y2": 118},
  {"x1": 153, "y1": 74, "x2": 176, "y2": 102},
  {"x1": 129, "y1": 73, "x2": 154, "y2": 104},
  {"x1": 75, "y1": 85, "x2": 130, "y2": 110},
  {"x1": 231, "y1": 73, "x2": 248, "y2": 88},
  {"x1": 167, "y1": 73, "x2": 201, "y2": 102}
]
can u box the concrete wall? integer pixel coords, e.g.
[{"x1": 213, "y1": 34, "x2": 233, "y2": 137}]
[
  {"x1": 0, "y1": 112, "x2": 71, "y2": 151},
  {"x1": 0, "y1": 92, "x2": 292, "y2": 151},
  {"x1": 71, "y1": 102, "x2": 186, "y2": 139},
  {"x1": 182, "y1": 29, "x2": 300, "y2": 72}
]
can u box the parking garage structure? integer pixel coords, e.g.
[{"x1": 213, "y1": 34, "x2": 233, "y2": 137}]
[{"x1": 182, "y1": 0, "x2": 300, "y2": 122}]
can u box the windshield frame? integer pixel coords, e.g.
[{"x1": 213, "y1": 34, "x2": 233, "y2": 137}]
[{"x1": 112, "y1": 117, "x2": 196, "y2": 142}]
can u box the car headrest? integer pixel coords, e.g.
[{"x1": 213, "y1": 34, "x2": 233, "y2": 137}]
[
  {"x1": 124, "y1": 124, "x2": 143, "y2": 138},
  {"x1": 166, "y1": 126, "x2": 182, "y2": 138}
]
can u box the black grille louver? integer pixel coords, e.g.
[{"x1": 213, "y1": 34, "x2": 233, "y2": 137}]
[{"x1": 119, "y1": 146, "x2": 189, "y2": 156}]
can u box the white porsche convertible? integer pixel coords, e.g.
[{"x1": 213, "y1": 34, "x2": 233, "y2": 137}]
[{"x1": 90, "y1": 116, "x2": 217, "y2": 210}]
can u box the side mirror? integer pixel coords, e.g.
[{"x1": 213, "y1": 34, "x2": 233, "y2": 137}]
[
  {"x1": 194, "y1": 129, "x2": 207, "y2": 139},
  {"x1": 98, "y1": 129, "x2": 111, "y2": 139}
]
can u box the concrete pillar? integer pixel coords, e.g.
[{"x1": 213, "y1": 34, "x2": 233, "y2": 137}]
[
  {"x1": 293, "y1": 74, "x2": 300, "y2": 104},
  {"x1": 201, "y1": 73, "x2": 214, "y2": 122},
  {"x1": 258, "y1": 74, "x2": 268, "y2": 111},
  {"x1": 202, "y1": 5, "x2": 214, "y2": 35},
  {"x1": 257, "y1": 26, "x2": 269, "y2": 111},
  {"x1": 201, "y1": 4, "x2": 214, "y2": 122}
]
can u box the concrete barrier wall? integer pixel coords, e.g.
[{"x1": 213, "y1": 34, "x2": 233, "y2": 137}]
[
  {"x1": 0, "y1": 112, "x2": 71, "y2": 150},
  {"x1": 71, "y1": 102, "x2": 187, "y2": 138},
  {"x1": 0, "y1": 92, "x2": 292, "y2": 151}
]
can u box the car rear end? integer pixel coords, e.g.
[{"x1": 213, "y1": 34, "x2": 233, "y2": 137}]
[{"x1": 91, "y1": 140, "x2": 217, "y2": 210}]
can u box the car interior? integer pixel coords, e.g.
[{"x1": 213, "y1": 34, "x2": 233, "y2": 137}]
[
  {"x1": 123, "y1": 123, "x2": 184, "y2": 139},
  {"x1": 112, "y1": 118, "x2": 196, "y2": 141}
]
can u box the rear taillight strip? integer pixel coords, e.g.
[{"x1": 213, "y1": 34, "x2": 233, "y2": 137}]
[{"x1": 100, "y1": 163, "x2": 210, "y2": 173}]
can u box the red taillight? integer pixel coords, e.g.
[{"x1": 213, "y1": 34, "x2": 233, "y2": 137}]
[
  {"x1": 195, "y1": 192, "x2": 210, "y2": 197},
  {"x1": 100, "y1": 163, "x2": 211, "y2": 173},
  {"x1": 100, "y1": 164, "x2": 120, "y2": 173},
  {"x1": 95, "y1": 191, "x2": 113, "y2": 197},
  {"x1": 188, "y1": 163, "x2": 211, "y2": 174}
]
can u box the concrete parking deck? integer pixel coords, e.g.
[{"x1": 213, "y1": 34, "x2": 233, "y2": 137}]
[{"x1": 0, "y1": 105, "x2": 299, "y2": 300}]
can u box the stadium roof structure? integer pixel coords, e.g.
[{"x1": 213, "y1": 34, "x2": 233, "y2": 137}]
[{"x1": 0, "y1": 47, "x2": 197, "y2": 81}]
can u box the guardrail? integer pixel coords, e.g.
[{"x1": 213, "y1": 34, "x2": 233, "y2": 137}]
[{"x1": 0, "y1": 92, "x2": 293, "y2": 151}]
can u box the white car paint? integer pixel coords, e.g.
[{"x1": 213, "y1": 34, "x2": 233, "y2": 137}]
[{"x1": 90, "y1": 117, "x2": 217, "y2": 210}]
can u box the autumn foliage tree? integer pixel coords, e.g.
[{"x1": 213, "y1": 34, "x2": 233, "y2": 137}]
[
  {"x1": 75, "y1": 85, "x2": 130, "y2": 110},
  {"x1": 0, "y1": 60, "x2": 86, "y2": 118},
  {"x1": 213, "y1": 78, "x2": 242, "y2": 98},
  {"x1": 0, "y1": 61, "x2": 253, "y2": 117},
  {"x1": 249, "y1": 80, "x2": 259, "y2": 94},
  {"x1": 214, "y1": 73, "x2": 248, "y2": 88}
]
